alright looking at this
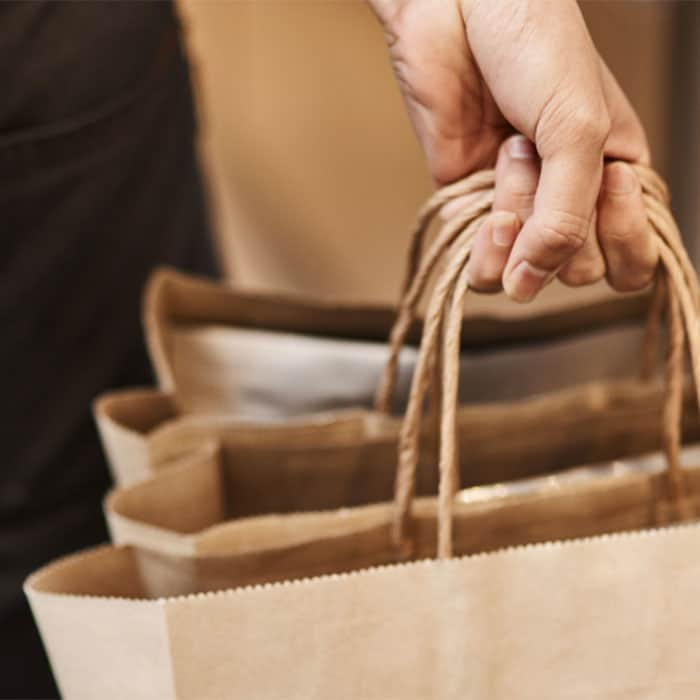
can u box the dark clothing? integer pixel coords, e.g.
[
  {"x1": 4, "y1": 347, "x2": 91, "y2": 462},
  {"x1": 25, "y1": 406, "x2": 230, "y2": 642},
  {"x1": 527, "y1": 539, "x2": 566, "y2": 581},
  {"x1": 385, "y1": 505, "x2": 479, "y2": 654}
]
[{"x1": 0, "y1": 3, "x2": 218, "y2": 697}]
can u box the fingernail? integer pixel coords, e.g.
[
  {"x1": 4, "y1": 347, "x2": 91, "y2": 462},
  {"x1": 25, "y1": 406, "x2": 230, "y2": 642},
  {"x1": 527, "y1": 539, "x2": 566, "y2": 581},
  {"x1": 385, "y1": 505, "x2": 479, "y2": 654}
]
[
  {"x1": 603, "y1": 162, "x2": 636, "y2": 195},
  {"x1": 503, "y1": 261, "x2": 550, "y2": 302},
  {"x1": 492, "y1": 213, "x2": 518, "y2": 248},
  {"x1": 508, "y1": 135, "x2": 536, "y2": 160}
]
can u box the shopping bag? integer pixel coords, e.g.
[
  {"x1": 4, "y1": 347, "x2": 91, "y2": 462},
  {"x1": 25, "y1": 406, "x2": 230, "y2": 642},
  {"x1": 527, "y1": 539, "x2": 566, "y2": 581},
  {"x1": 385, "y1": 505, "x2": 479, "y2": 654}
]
[
  {"x1": 24, "y1": 524, "x2": 700, "y2": 699},
  {"x1": 103, "y1": 386, "x2": 700, "y2": 561},
  {"x1": 99, "y1": 376, "x2": 700, "y2": 519},
  {"x1": 27, "y1": 165, "x2": 700, "y2": 699},
  {"x1": 96, "y1": 262, "x2": 651, "y2": 485},
  {"x1": 144, "y1": 264, "x2": 650, "y2": 417}
]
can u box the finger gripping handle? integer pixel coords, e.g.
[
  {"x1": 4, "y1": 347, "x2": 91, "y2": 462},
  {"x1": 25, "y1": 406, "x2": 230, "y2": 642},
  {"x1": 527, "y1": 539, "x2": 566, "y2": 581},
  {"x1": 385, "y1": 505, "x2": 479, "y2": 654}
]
[{"x1": 390, "y1": 163, "x2": 700, "y2": 558}]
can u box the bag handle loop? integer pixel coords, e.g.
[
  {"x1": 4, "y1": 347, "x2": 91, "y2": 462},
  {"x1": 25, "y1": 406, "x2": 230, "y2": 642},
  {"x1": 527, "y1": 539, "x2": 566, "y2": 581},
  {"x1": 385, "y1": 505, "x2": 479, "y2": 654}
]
[
  {"x1": 375, "y1": 168, "x2": 677, "y2": 415},
  {"x1": 390, "y1": 164, "x2": 700, "y2": 558},
  {"x1": 374, "y1": 172, "x2": 494, "y2": 414}
]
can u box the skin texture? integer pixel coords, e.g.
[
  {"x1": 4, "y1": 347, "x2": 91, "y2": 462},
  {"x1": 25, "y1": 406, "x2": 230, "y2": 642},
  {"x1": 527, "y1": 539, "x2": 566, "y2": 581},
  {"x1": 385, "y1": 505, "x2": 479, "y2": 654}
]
[{"x1": 370, "y1": 0, "x2": 657, "y2": 301}]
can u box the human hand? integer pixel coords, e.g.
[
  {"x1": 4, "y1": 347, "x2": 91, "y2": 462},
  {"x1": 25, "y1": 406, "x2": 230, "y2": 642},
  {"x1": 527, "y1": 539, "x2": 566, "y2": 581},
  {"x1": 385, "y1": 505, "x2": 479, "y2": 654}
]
[{"x1": 370, "y1": 0, "x2": 656, "y2": 301}]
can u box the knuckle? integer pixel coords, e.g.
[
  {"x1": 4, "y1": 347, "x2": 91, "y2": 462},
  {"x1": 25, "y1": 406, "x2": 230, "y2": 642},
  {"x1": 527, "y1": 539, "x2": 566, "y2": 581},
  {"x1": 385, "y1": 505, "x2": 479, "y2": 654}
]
[
  {"x1": 606, "y1": 249, "x2": 658, "y2": 293},
  {"x1": 500, "y1": 172, "x2": 537, "y2": 204},
  {"x1": 608, "y1": 268, "x2": 656, "y2": 293},
  {"x1": 539, "y1": 91, "x2": 611, "y2": 153},
  {"x1": 536, "y1": 210, "x2": 589, "y2": 256},
  {"x1": 599, "y1": 214, "x2": 649, "y2": 246},
  {"x1": 568, "y1": 109, "x2": 611, "y2": 147},
  {"x1": 559, "y1": 259, "x2": 606, "y2": 287},
  {"x1": 600, "y1": 162, "x2": 641, "y2": 201},
  {"x1": 600, "y1": 222, "x2": 642, "y2": 245},
  {"x1": 468, "y1": 264, "x2": 502, "y2": 291}
]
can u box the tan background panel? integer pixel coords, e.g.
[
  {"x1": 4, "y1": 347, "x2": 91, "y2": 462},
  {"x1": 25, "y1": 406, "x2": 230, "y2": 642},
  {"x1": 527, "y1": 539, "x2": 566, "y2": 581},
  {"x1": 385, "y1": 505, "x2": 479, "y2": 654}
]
[{"x1": 178, "y1": 0, "x2": 675, "y2": 309}]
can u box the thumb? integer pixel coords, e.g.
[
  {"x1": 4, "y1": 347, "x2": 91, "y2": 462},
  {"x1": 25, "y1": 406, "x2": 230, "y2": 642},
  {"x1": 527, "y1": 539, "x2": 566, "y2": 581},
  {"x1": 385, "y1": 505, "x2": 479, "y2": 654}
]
[{"x1": 502, "y1": 117, "x2": 609, "y2": 302}]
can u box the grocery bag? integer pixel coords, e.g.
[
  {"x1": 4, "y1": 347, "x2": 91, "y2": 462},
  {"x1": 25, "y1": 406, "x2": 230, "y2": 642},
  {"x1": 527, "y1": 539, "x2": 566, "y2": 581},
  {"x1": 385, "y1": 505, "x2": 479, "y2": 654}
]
[{"x1": 27, "y1": 165, "x2": 700, "y2": 699}]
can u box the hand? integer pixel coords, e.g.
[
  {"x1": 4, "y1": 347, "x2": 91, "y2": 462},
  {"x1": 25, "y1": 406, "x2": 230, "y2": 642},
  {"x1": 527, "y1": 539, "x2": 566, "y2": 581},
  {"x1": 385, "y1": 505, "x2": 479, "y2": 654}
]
[{"x1": 370, "y1": 0, "x2": 656, "y2": 301}]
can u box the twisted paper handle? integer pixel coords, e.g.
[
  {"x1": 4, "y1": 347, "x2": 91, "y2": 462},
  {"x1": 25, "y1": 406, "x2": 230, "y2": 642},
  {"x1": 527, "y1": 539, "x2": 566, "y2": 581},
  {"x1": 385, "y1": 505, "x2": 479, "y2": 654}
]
[
  {"x1": 390, "y1": 164, "x2": 700, "y2": 558},
  {"x1": 374, "y1": 171, "x2": 495, "y2": 414}
]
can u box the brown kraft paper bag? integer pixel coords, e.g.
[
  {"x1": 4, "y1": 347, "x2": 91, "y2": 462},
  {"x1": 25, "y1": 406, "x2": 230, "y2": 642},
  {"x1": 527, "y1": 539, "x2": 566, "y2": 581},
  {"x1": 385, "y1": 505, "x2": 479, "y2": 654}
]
[
  {"x1": 103, "y1": 394, "x2": 700, "y2": 567},
  {"x1": 26, "y1": 166, "x2": 700, "y2": 699},
  {"x1": 94, "y1": 262, "x2": 651, "y2": 486}
]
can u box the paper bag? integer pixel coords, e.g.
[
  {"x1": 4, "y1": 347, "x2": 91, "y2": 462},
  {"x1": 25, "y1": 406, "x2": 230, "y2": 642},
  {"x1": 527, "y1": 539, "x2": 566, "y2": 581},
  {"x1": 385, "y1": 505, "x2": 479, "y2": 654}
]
[
  {"x1": 28, "y1": 165, "x2": 700, "y2": 699},
  {"x1": 99, "y1": 373, "x2": 700, "y2": 526},
  {"x1": 103, "y1": 380, "x2": 700, "y2": 561},
  {"x1": 144, "y1": 265, "x2": 651, "y2": 417},
  {"x1": 95, "y1": 224, "x2": 653, "y2": 486},
  {"x1": 96, "y1": 266, "x2": 653, "y2": 487},
  {"x1": 26, "y1": 511, "x2": 700, "y2": 698}
]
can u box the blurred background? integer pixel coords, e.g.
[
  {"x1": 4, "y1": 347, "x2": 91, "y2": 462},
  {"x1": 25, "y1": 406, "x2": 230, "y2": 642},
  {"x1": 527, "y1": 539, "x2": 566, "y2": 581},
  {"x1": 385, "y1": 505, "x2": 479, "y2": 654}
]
[{"x1": 177, "y1": 0, "x2": 700, "y2": 309}]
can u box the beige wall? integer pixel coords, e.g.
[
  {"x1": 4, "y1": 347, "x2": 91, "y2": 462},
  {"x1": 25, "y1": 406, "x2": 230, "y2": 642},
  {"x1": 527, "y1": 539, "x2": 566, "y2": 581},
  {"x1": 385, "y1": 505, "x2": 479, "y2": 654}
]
[
  {"x1": 581, "y1": 1, "x2": 674, "y2": 176},
  {"x1": 179, "y1": 0, "x2": 676, "y2": 307}
]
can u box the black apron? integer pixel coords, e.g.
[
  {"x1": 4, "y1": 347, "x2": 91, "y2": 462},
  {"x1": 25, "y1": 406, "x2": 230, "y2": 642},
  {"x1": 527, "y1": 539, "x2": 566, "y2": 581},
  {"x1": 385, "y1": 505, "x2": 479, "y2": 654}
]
[{"x1": 0, "y1": 3, "x2": 218, "y2": 696}]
